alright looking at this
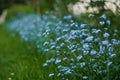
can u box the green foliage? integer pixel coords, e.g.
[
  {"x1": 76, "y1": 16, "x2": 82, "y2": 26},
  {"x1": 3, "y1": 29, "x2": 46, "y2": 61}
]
[
  {"x1": 73, "y1": 10, "x2": 120, "y2": 33},
  {"x1": 1, "y1": 0, "x2": 120, "y2": 80},
  {"x1": 6, "y1": 4, "x2": 34, "y2": 20},
  {"x1": 54, "y1": 0, "x2": 79, "y2": 17},
  {"x1": 5, "y1": 12, "x2": 120, "y2": 79},
  {"x1": 0, "y1": 24, "x2": 57, "y2": 80},
  {"x1": 38, "y1": 0, "x2": 55, "y2": 13},
  {"x1": 89, "y1": 0, "x2": 105, "y2": 7}
]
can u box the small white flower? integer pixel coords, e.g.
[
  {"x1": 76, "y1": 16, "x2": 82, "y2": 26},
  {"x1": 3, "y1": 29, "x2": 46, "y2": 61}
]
[
  {"x1": 57, "y1": 65, "x2": 62, "y2": 69},
  {"x1": 70, "y1": 22, "x2": 75, "y2": 26},
  {"x1": 85, "y1": 36, "x2": 94, "y2": 42},
  {"x1": 44, "y1": 49, "x2": 49, "y2": 52},
  {"x1": 100, "y1": 14, "x2": 106, "y2": 19},
  {"x1": 77, "y1": 55, "x2": 82, "y2": 61},
  {"x1": 107, "y1": 61, "x2": 112, "y2": 66},
  {"x1": 99, "y1": 21, "x2": 105, "y2": 25},
  {"x1": 46, "y1": 59, "x2": 51, "y2": 63},
  {"x1": 63, "y1": 29, "x2": 69, "y2": 33},
  {"x1": 111, "y1": 39, "x2": 119, "y2": 45},
  {"x1": 71, "y1": 49, "x2": 76, "y2": 53},
  {"x1": 108, "y1": 46, "x2": 113, "y2": 52},
  {"x1": 63, "y1": 15, "x2": 72, "y2": 19},
  {"x1": 83, "y1": 76, "x2": 88, "y2": 79},
  {"x1": 83, "y1": 50, "x2": 89, "y2": 55},
  {"x1": 55, "y1": 59, "x2": 61, "y2": 64},
  {"x1": 56, "y1": 46, "x2": 60, "y2": 49},
  {"x1": 83, "y1": 43, "x2": 89, "y2": 49},
  {"x1": 110, "y1": 54, "x2": 116, "y2": 58},
  {"x1": 90, "y1": 50, "x2": 97, "y2": 55},
  {"x1": 65, "y1": 69, "x2": 72, "y2": 74},
  {"x1": 88, "y1": 14, "x2": 94, "y2": 18},
  {"x1": 92, "y1": 29, "x2": 101, "y2": 34},
  {"x1": 48, "y1": 73, "x2": 54, "y2": 77},
  {"x1": 63, "y1": 57, "x2": 67, "y2": 61},
  {"x1": 56, "y1": 37, "x2": 61, "y2": 42},
  {"x1": 104, "y1": 60, "x2": 113, "y2": 66},
  {"x1": 57, "y1": 73, "x2": 61, "y2": 77},
  {"x1": 104, "y1": 28, "x2": 108, "y2": 31},
  {"x1": 43, "y1": 42, "x2": 49, "y2": 46},
  {"x1": 71, "y1": 65, "x2": 77, "y2": 69},
  {"x1": 43, "y1": 63, "x2": 48, "y2": 67},
  {"x1": 99, "y1": 45, "x2": 105, "y2": 54},
  {"x1": 80, "y1": 62, "x2": 85, "y2": 68},
  {"x1": 106, "y1": 20, "x2": 111, "y2": 25},
  {"x1": 80, "y1": 24, "x2": 87, "y2": 28},
  {"x1": 49, "y1": 58, "x2": 55, "y2": 62},
  {"x1": 102, "y1": 40, "x2": 109, "y2": 45},
  {"x1": 70, "y1": 30, "x2": 80, "y2": 36},
  {"x1": 60, "y1": 43, "x2": 64, "y2": 47},
  {"x1": 70, "y1": 58, "x2": 74, "y2": 62},
  {"x1": 50, "y1": 45, "x2": 55, "y2": 49},
  {"x1": 103, "y1": 33, "x2": 110, "y2": 38}
]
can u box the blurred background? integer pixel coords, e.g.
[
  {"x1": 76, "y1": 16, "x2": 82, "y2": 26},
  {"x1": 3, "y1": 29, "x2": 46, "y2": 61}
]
[
  {"x1": 0, "y1": 0, "x2": 120, "y2": 30},
  {"x1": 0, "y1": 0, "x2": 120, "y2": 18}
]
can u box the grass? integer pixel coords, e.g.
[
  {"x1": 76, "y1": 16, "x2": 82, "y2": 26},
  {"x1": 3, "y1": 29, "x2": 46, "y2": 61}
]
[{"x1": 0, "y1": 24, "x2": 57, "y2": 80}]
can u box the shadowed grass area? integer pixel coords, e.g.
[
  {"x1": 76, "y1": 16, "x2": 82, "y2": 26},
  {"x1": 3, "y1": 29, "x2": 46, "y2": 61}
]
[{"x1": 0, "y1": 24, "x2": 56, "y2": 80}]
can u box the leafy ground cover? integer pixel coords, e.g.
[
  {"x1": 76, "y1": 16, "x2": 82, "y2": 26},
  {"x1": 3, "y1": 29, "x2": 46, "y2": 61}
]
[
  {"x1": 4, "y1": 12, "x2": 120, "y2": 80},
  {"x1": 0, "y1": 11, "x2": 120, "y2": 80}
]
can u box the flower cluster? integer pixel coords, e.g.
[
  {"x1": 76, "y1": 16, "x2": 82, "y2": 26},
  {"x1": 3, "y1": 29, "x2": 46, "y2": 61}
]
[{"x1": 6, "y1": 13, "x2": 120, "y2": 80}]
